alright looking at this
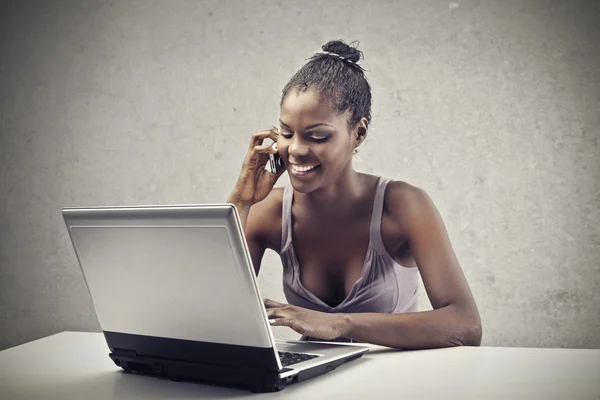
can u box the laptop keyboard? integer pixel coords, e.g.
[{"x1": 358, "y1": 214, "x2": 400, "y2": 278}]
[{"x1": 278, "y1": 351, "x2": 319, "y2": 367}]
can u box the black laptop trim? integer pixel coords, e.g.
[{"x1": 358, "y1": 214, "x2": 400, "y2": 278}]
[{"x1": 105, "y1": 331, "x2": 293, "y2": 392}]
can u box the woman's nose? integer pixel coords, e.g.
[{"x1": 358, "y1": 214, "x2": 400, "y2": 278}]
[{"x1": 288, "y1": 137, "x2": 310, "y2": 157}]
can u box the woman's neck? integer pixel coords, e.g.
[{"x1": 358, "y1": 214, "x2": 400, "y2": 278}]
[{"x1": 294, "y1": 166, "x2": 369, "y2": 221}]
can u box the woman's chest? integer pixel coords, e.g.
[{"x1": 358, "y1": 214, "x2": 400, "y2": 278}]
[
  {"x1": 291, "y1": 218, "x2": 372, "y2": 300},
  {"x1": 289, "y1": 211, "x2": 417, "y2": 289}
]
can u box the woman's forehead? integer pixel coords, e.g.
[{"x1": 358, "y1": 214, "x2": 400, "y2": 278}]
[{"x1": 280, "y1": 91, "x2": 345, "y2": 127}]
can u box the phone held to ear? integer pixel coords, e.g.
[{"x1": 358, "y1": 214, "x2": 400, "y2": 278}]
[
  {"x1": 269, "y1": 151, "x2": 284, "y2": 174},
  {"x1": 268, "y1": 130, "x2": 284, "y2": 174}
]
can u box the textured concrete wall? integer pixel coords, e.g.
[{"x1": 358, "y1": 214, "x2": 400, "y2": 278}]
[{"x1": 1, "y1": 0, "x2": 599, "y2": 350}]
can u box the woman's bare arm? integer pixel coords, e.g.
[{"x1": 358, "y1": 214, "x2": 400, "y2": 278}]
[
  {"x1": 228, "y1": 188, "x2": 283, "y2": 275},
  {"x1": 339, "y1": 182, "x2": 482, "y2": 348}
]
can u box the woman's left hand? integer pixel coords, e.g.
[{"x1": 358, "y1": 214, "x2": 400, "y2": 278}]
[{"x1": 264, "y1": 298, "x2": 349, "y2": 340}]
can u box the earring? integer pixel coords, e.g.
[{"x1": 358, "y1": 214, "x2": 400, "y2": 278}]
[{"x1": 353, "y1": 148, "x2": 358, "y2": 155}]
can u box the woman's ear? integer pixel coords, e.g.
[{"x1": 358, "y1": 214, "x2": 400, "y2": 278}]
[{"x1": 354, "y1": 117, "x2": 369, "y2": 148}]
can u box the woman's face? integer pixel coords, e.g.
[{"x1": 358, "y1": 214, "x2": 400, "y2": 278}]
[{"x1": 278, "y1": 90, "x2": 356, "y2": 193}]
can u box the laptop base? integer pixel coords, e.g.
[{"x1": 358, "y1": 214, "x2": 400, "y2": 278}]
[
  {"x1": 109, "y1": 351, "x2": 294, "y2": 393},
  {"x1": 104, "y1": 331, "x2": 294, "y2": 393}
]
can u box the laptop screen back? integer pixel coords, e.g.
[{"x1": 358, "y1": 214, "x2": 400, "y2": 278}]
[{"x1": 63, "y1": 205, "x2": 275, "y2": 349}]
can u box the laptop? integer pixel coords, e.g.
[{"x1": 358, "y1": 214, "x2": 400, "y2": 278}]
[{"x1": 62, "y1": 204, "x2": 369, "y2": 392}]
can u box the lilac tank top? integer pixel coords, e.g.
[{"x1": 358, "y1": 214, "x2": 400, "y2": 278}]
[{"x1": 279, "y1": 177, "x2": 419, "y2": 314}]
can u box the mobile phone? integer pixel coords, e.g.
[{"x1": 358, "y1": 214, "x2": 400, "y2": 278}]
[{"x1": 269, "y1": 152, "x2": 284, "y2": 174}]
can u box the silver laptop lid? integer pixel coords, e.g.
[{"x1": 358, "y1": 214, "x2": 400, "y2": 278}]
[{"x1": 62, "y1": 204, "x2": 277, "y2": 351}]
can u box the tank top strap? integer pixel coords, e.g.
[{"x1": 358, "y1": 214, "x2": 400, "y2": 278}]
[
  {"x1": 369, "y1": 177, "x2": 393, "y2": 254},
  {"x1": 281, "y1": 183, "x2": 294, "y2": 252}
]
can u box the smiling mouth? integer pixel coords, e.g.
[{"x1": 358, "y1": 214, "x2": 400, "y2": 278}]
[
  {"x1": 291, "y1": 164, "x2": 319, "y2": 173},
  {"x1": 290, "y1": 164, "x2": 320, "y2": 177}
]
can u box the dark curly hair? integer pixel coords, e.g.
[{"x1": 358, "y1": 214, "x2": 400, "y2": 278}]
[{"x1": 280, "y1": 40, "x2": 372, "y2": 132}]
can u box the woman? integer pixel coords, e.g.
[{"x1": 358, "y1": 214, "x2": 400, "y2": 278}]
[{"x1": 227, "y1": 40, "x2": 482, "y2": 349}]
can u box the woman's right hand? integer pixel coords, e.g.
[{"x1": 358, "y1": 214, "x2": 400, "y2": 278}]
[{"x1": 229, "y1": 127, "x2": 285, "y2": 207}]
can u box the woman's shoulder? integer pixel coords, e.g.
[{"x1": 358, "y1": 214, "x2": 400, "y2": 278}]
[
  {"x1": 382, "y1": 178, "x2": 437, "y2": 233},
  {"x1": 384, "y1": 179, "x2": 430, "y2": 208},
  {"x1": 377, "y1": 178, "x2": 438, "y2": 261}
]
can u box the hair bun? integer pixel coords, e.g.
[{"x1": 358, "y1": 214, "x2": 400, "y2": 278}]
[{"x1": 321, "y1": 40, "x2": 362, "y2": 64}]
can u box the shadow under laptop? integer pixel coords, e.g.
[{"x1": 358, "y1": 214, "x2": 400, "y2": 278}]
[
  {"x1": 110, "y1": 370, "x2": 257, "y2": 398},
  {"x1": 109, "y1": 355, "x2": 372, "y2": 397}
]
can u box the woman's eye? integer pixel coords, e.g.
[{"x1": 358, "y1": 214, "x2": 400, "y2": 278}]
[{"x1": 278, "y1": 130, "x2": 330, "y2": 143}]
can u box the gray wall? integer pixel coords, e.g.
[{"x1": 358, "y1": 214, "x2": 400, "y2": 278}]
[{"x1": 1, "y1": 0, "x2": 599, "y2": 350}]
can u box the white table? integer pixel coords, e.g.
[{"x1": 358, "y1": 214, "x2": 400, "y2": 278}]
[{"x1": 0, "y1": 332, "x2": 598, "y2": 399}]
